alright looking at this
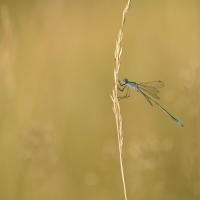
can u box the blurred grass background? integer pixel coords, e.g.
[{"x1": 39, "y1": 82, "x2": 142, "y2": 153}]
[{"x1": 0, "y1": 0, "x2": 199, "y2": 199}]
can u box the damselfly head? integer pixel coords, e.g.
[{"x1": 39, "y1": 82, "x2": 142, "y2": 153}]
[{"x1": 123, "y1": 78, "x2": 128, "y2": 84}]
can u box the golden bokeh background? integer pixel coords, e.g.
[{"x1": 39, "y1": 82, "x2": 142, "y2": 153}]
[{"x1": 0, "y1": 0, "x2": 199, "y2": 199}]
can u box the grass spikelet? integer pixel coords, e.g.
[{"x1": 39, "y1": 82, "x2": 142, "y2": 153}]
[{"x1": 111, "y1": 1, "x2": 131, "y2": 200}]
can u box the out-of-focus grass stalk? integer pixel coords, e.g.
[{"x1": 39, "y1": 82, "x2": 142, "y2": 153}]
[
  {"x1": 110, "y1": 1, "x2": 131, "y2": 200},
  {"x1": 0, "y1": 6, "x2": 15, "y2": 100}
]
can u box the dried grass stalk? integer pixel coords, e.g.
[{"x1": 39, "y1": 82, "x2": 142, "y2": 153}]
[{"x1": 111, "y1": 1, "x2": 131, "y2": 200}]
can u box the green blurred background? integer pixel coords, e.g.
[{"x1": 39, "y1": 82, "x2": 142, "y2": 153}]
[{"x1": 0, "y1": 0, "x2": 199, "y2": 199}]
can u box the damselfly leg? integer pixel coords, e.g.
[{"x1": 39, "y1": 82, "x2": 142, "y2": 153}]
[{"x1": 117, "y1": 80, "x2": 130, "y2": 100}]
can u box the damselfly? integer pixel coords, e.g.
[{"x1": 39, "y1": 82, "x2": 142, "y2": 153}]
[{"x1": 118, "y1": 78, "x2": 183, "y2": 127}]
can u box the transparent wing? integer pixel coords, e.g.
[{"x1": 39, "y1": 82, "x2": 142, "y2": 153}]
[
  {"x1": 137, "y1": 80, "x2": 164, "y2": 99},
  {"x1": 141, "y1": 92, "x2": 153, "y2": 106},
  {"x1": 138, "y1": 85, "x2": 160, "y2": 93},
  {"x1": 138, "y1": 80, "x2": 164, "y2": 89},
  {"x1": 139, "y1": 87, "x2": 160, "y2": 99}
]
